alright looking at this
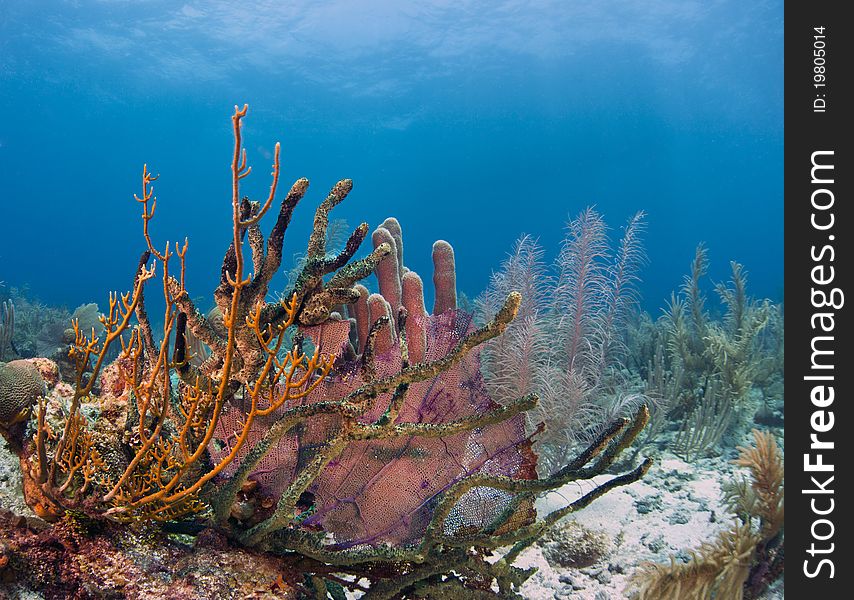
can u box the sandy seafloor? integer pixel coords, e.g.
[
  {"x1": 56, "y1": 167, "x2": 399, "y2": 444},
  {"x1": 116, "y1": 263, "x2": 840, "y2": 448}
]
[
  {"x1": 515, "y1": 449, "x2": 784, "y2": 599},
  {"x1": 0, "y1": 433, "x2": 784, "y2": 599}
]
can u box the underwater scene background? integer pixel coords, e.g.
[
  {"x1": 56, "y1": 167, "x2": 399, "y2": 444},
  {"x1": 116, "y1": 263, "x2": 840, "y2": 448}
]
[{"x1": 0, "y1": 2, "x2": 783, "y2": 599}]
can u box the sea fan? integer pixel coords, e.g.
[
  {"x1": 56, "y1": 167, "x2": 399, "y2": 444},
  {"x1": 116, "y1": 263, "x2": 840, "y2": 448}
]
[{"x1": 212, "y1": 310, "x2": 537, "y2": 549}]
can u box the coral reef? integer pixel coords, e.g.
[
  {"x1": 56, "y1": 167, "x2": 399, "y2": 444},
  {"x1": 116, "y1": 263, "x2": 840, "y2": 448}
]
[
  {"x1": 667, "y1": 247, "x2": 771, "y2": 459},
  {"x1": 0, "y1": 301, "x2": 14, "y2": 361},
  {"x1": 627, "y1": 245, "x2": 781, "y2": 460},
  {"x1": 0, "y1": 288, "x2": 108, "y2": 393},
  {"x1": 208, "y1": 216, "x2": 540, "y2": 556},
  {"x1": 628, "y1": 429, "x2": 784, "y2": 599},
  {"x1": 0, "y1": 105, "x2": 650, "y2": 598},
  {"x1": 0, "y1": 289, "x2": 78, "y2": 361},
  {"x1": 0, "y1": 509, "x2": 301, "y2": 599},
  {"x1": 751, "y1": 304, "x2": 784, "y2": 427}
]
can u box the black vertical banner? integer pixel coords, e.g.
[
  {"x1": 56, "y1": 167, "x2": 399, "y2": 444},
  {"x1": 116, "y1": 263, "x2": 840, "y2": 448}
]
[{"x1": 786, "y1": 2, "x2": 851, "y2": 597}]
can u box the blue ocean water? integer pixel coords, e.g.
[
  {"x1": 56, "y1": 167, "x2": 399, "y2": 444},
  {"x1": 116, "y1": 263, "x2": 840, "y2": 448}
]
[{"x1": 0, "y1": 1, "x2": 783, "y2": 313}]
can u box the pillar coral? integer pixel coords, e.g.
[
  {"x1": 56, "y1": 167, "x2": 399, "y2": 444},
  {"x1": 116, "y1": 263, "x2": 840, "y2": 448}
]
[
  {"x1": 432, "y1": 240, "x2": 458, "y2": 315},
  {"x1": 354, "y1": 220, "x2": 457, "y2": 365}
]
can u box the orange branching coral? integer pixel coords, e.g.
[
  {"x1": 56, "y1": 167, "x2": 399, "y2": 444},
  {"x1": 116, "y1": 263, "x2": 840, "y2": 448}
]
[
  {"x1": 101, "y1": 291, "x2": 333, "y2": 521},
  {"x1": 34, "y1": 275, "x2": 151, "y2": 507},
  {"x1": 32, "y1": 105, "x2": 335, "y2": 521}
]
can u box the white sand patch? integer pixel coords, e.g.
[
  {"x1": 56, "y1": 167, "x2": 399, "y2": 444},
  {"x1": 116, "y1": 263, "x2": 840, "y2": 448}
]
[{"x1": 515, "y1": 452, "x2": 756, "y2": 599}]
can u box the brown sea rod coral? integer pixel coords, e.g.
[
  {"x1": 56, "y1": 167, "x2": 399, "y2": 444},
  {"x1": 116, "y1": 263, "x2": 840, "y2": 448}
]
[
  {"x1": 628, "y1": 429, "x2": 784, "y2": 600},
  {"x1": 663, "y1": 246, "x2": 773, "y2": 460},
  {"x1": 2, "y1": 105, "x2": 650, "y2": 598}
]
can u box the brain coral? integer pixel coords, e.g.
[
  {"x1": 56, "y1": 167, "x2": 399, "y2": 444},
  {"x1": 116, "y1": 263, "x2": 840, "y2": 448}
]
[{"x1": 0, "y1": 359, "x2": 46, "y2": 425}]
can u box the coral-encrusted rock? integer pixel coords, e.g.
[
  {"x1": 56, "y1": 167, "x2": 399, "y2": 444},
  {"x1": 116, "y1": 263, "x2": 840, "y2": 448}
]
[
  {"x1": 99, "y1": 357, "x2": 132, "y2": 402},
  {"x1": 0, "y1": 538, "x2": 10, "y2": 571},
  {"x1": 538, "y1": 521, "x2": 612, "y2": 568},
  {"x1": 96, "y1": 356, "x2": 135, "y2": 435},
  {"x1": 0, "y1": 360, "x2": 46, "y2": 431},
  {"x1": 23, "y1": 358, "x2": 60, "y2": 389},
  {"x1": 0, "y1": 510, "x2": 298, "y2": 599}
]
